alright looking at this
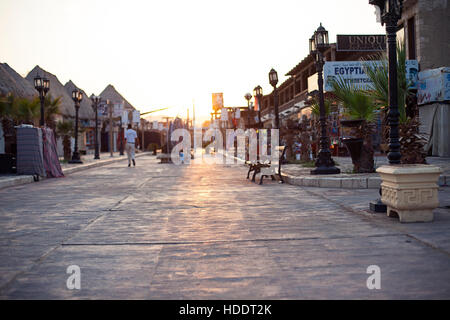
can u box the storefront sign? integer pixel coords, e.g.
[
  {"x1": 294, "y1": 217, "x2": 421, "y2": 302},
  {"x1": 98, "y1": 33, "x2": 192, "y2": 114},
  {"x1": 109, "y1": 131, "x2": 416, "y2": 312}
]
[
  {"x1": 417, "y1": 67, "x2": 450, "y2": 105},
  {"x1": 336, "y1": 35, "x2": 386, "y2": 51},
  {"x1": 324, "y1": 60, "x2": 418, "y2": 91}
]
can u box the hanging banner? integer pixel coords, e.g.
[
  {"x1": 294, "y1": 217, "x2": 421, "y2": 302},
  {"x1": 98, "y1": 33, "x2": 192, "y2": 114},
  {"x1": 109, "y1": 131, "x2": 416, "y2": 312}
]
[
  {"x1": 220, "y1": 108, "x2": 228, "y2": 121},
  {"x1": 212, "y1": 93, "x2": 224, "y2": 111},
  {"x1": 121, "y1": 111, "x2": 128, "y2": 126},
  {"x1": 417, "y1": 67, "x2": 450, "y2": 105},
  {"x1": 113, "y1": 102, "x2": 123, "y2": 117},
  {"x1": 132, "y1": 110, "x2": 140, "y2": 124},
  {"x1": 98, "y1": 102, "x2": 108, "y2": 117},
  {"x1": 323, "y1": 60, "x2": 419, "y2": 91}
]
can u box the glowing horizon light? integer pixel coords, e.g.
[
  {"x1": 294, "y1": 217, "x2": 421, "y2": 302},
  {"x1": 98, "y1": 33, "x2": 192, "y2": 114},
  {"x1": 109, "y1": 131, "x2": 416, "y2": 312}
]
[{"x1": 0, "y1": 0, "x2": 384, "y2": 122}]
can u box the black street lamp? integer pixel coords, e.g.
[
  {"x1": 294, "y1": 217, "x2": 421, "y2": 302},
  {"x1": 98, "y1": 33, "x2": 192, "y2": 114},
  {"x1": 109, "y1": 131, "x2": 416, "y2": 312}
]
[
  {"x1": 369, "y1": 0, "x2": 402, "y2": 164},
  {"x1": 69, "y1": 89, "x2": 83, "y2": 164},
  {"x1": 253, "y1": 85, "x2": 263, "y2": 128},
  {"x1": 91, "y1": 95, "x2": 101, "y2": 160},
  {"x1": 309, "y1": 23, "x2": 340, "y2": 175},
  {"x1": 268, "y1": 68, "x2": 280, "y2": 130},
  {"x1": 245, "y1": 92, "x2": 252, "y2": 128},
  {"x1": 33, "y1": 73, "x2": 50, "y2": 127}
]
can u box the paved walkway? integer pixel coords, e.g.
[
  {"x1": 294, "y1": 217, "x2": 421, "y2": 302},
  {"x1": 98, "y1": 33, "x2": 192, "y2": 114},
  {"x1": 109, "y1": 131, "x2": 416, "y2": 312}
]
[
  {"x1": 0, "y1": 151, "x2": 148, "y2": 190},
  {"x1": 0, "y1": 155, "x2": 449, "y2": 299}
]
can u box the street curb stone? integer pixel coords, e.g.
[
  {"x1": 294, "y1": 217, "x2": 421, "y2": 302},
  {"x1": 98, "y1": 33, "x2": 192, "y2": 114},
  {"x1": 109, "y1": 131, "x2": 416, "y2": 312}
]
[
  {"x1": 221, "y1": 151, "x2": 449, "y2": 189},
  {"x1": 0, "y1": 152, "x2": 151, "y2": 190}
]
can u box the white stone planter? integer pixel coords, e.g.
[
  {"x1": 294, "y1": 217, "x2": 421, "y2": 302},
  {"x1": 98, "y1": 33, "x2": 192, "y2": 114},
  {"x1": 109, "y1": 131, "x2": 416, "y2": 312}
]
[{"x1": 377, "y1": 164, "x2": 442, "y2": 223}]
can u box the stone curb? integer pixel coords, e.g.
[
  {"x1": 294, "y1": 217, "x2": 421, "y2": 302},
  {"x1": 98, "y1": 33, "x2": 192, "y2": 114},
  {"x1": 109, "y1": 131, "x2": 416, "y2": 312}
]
[
  {"x1": 281, "y1": 172, "x2": 449, "y2": 189},
  {"x1": 0, "y1": 152, "x2": 152, "y2": 190},
  {"x1": 219, "y1": 151, "x2": 449, "y2": 189}
]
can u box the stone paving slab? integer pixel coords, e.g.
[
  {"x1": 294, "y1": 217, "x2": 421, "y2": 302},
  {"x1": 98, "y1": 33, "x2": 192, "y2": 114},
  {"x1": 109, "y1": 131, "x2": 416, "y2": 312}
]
[{"x1": 0, "y1": 156, "x2": 449, "y2": 299}]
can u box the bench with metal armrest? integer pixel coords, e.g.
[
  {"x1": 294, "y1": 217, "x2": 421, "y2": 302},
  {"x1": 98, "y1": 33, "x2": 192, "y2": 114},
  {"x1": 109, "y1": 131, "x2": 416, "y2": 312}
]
[{"x1": 246, "y1": 146, "x2": 286, "y2": 185}]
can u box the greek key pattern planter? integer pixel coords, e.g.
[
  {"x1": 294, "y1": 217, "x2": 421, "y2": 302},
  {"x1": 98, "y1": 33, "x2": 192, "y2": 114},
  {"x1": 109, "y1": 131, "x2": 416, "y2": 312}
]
[{"x1": 377, "y1": 165, "x2": 442, "y2": 223}]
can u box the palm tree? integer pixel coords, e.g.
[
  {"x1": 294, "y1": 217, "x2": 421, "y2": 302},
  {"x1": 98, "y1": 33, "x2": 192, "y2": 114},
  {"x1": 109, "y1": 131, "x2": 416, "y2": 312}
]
[
  {"x1": 56, "y1": 120, "x2": 74, "y2": 161},
  {"x1": 13, "y1": 97, "x2": 40, "y2": 125},
  {"x1": 42, "y1": 94, "x2": 61, "y2": 129},
  {"x1": 330, "y1": 76, "x2": 377, "y2": 173},
  {"x1": 363, "y1": 41, "x2": 426, "y2": 164}
]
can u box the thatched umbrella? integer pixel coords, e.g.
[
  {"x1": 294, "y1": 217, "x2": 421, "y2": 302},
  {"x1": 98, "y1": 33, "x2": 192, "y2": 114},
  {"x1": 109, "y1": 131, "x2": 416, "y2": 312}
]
[
  {"x1": 25, "y1": 65, "x2": 75, "y2": 118},
  {"x1": 0, "y1": 63, "x2": 37, "y2": 99},
  {"x1": 64, "y1": 80, "x2": 95, "y2": 121},
  {"x1": 99, "y1": 84, "x2": 136, "y2": 112}
]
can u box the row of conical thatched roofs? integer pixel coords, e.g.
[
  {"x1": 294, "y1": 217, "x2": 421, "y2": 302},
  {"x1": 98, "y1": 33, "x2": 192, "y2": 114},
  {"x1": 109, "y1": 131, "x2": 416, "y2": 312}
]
[{"x1": 0, "y1": 63, "x2": 135, "y2": 120}]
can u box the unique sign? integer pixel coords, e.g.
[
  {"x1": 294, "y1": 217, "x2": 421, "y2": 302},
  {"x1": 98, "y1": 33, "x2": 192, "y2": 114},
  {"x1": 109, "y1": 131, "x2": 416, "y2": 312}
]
[
  {"x1": 336, "y1": 35, "x2": 386, "y2": 51},
  {"x1": 323, "y1": 60, "x2": 419, "y2": 91}
]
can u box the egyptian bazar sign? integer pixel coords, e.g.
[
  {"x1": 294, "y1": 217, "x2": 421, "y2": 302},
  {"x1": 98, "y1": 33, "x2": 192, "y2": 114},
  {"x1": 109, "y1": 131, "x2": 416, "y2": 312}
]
[
  {"x1": 324, "y1": 60, "x2": 419, "y2": 91},
  {"x1": 336, "y1": 35, "x2": 386, "y2": 51}
]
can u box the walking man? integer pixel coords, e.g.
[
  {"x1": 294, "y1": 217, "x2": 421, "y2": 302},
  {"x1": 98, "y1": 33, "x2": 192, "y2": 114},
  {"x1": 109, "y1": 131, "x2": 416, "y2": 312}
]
[{"x1": 124, "y1": 124, "x2": 139, "y2": 167}]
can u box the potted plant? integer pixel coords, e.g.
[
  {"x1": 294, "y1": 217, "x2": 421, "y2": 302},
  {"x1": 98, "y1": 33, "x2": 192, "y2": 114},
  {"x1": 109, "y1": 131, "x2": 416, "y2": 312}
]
[
  {"x1": 363, "y1": 41, "x2": 427, "y2": 164},
  {"x1": 363, "y1": 41, "x2": 440, "y2": 222},
  {"x1": 330, "y1": 77, "x2": 377, "y2": 173}
]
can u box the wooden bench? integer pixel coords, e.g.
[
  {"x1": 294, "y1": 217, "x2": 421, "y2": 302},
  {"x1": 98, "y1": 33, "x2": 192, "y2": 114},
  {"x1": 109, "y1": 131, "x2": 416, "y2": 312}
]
[{"x1": 246, "y1": 146, "x2": 286, "y2": 185}]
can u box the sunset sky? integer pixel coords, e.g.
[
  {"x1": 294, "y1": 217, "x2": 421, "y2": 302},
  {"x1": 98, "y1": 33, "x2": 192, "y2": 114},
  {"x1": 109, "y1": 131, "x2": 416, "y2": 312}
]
[{"x1": 0, "y1": 0, "x2": 385, "y2": 123}]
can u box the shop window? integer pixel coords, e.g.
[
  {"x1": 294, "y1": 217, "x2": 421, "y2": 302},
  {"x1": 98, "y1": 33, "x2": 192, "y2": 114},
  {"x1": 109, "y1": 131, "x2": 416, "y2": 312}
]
[{"x1": 407, "y1": 17, "x2": 416, "y2": 60}]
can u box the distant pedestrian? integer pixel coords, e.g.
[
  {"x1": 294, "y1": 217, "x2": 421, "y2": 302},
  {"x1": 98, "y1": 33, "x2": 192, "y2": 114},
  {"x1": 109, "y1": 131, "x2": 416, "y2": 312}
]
[
  {"x1": 124, "y1": 124, "x2": 139, "y2": 167},
  {"x1": 179, "y1": 150, "x2": 184, "y2": 164}
]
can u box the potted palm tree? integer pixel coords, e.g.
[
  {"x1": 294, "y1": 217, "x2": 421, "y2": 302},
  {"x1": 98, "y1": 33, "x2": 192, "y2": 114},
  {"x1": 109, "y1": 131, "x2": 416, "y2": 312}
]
[
  {"x1": 330, "y1": 77, "x2": 377, "y2": 173},
  {"x1": 363, "y1": 41, "x2": 427, "y2": 164},
  {"x1": 363, "y1": 41, "x2": 440, "y2": 222}
]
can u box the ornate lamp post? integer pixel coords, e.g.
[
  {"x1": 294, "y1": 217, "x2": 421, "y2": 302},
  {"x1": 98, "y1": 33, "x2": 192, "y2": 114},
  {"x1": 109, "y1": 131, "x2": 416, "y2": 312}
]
[
  {"x1": 91, "y1": 95, "x2": 101, "y2": 160},
  {"x1": 309, "y1": 24, "x2": 340, "y2": 175},
  {"x1": 268, "y1": 69, "x2": 280, "y2": 130},
  {"x1": 254, "y1": 85, "x2": 263, "y2": 128},
  {"x1": 69, "y1": 89, "x2": 83, "y2": 164},
  {"x1": 244, "y1": 92, "x2": 252, "y2": 128},
  {"x1": 369, "y1": 0, "x2": 402, "y2": 164},
  {"x1": 33, "y1": 74, "x2": 50, "y2": 126}
]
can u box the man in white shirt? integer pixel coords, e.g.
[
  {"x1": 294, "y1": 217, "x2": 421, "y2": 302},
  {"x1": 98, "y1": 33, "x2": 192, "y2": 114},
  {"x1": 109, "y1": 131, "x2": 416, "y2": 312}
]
[{"x1": 124, "y1": 124, "x2": 139, "y2": 167}]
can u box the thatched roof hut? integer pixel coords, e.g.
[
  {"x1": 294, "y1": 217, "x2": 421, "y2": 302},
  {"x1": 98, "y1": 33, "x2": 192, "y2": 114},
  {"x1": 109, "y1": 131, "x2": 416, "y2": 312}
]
[
  {"x1": 25, "y1": 65, "x2": 75, "y2": 117},
  {"x1": 64, "y1": 80, "x2": 95, "y2": 120},
  {"x1": 99, "y1": 84, "x2": 136, "y2": 111},
  {"x1": 0, "y1": 63, "x2": 37, "y2": 99}
]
